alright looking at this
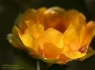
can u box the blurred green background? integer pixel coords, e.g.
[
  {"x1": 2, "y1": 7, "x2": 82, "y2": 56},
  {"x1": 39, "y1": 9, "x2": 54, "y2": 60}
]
[{"x1": 0, "y1": 0, "x2": 95, "y2": 70}]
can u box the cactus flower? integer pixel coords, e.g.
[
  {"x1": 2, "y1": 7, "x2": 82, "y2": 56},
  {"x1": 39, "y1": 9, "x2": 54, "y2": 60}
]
[{"x1": 7, "y1": 7, "x2": 95, "y2": 64}]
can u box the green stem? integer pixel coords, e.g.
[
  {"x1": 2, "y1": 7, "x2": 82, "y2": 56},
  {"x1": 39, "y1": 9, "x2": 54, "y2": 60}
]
[{"x1": 37, "y1": 61, "x2": 40, "y2": 70}]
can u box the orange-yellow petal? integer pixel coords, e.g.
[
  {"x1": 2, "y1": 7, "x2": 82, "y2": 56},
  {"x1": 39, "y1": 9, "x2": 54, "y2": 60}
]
[
  {"x1": 78, "y1": 21, "x2": 95, "y2": 54},
  {"x1": 42, "y1": 43, "x2": 63, "y2": 58},
  {"x1": 12, "y1": 26, "x2": 21, "y2": 37},
  {"x1": 62, "y1": 9, "x2": 86, "y2": 28},
  {"x1": 37, "y1": 7, "x2": 66, "y2": 32},
  {"x1": 8, "y1": 26, "x2": 27, "y2": 50},
  {"x1": 59, "y1": 54, "x2": 70, "y2": 64},
  {"x1": 79, "y1": 47, "x2": 95, "y2": 61},
  {"x1": 7, "y1": 34, "x2": 27, "y2": 51},
  {"x1": 63, "y1": 28, "x2": 80, "y2": 51},
  {"x1": 25, "y1": 23, "x2": 44, "y2": 39},
  {"x1": 63, "y1": 19, "x2": 86, "y2": 52},
  {"x1": 81, "y1": 21, "x2": 95, "y2": 48},
  {"x1": 42, "y1": 58, "x2": 60, "y2": 64},
  {"x1": 19, "y1": 34, "x2": 39, "y2": 52},
  {"x1": 36, "y1": 7, "x2": 47, "y2": 26},
  {"x1": 38, "y1": 28, "x2": 64, "y2": 58},
  {"x1": 18, "y1": 9, "x2": 37, "y2": 33},
  {"x1": 64, "y1": 51, "x2": 86, "y2": 59}
]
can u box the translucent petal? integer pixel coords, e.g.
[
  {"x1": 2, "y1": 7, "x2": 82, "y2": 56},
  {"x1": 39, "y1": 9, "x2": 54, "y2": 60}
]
[
  {"x1": 18, "y1": 9, "x2": 37, "y2": 33},
  {"x1": 64, "y1": 51, "x2": 86, "y2": 59},
  {"x1": 42, "y1": 58, "x2": 60, "y2": 63},
  {"x1": 81, "y1": 21, "x2": 95, "y2": 53},
  {"x1": 42, "y1": 43, "x2": 63, "y2": 58},
  {"x1": 62, "y1": 9, "x2": 86, "y2": 28},
  {"x1": 79, "y1": 47, "x2": 95, "y2": 61},
  {"x1": 9, "y1": 26, "x2": 27, "y2": 50},
  {"x1": 82, "y1": 21, "x2": 95, "y2": 46},
  {"x1": 62, "y1": 22, "x2": 84, "y2": 52},
  {"x1": 37, "y1": 7, "x2": 66, "y2": 32},
  {"x1": 38, "y1": 28, "x2": 64, "y2": 58},
  {"x1": 59, "y1": 54, "x2": 70, "y2": 64},
  {"x1": 12, "y1": 26, "x2": 21, "y2": 37},
  {"x1": 7, "y1": 34, "x2": 27, "y2": 51},
  {"x1": 63, "y1": 29, "x2": 80, "y2": 51},
  {"x1": 36, "y1": 7, "x2": 47, "y2": 24},
  {"x1": 29, "y1": 51, "x2": 60, "y2": 64},
  {"x1": 19, "y1": 34, "x2": 39, "y2": 52},
  {"x1": 44, "y1": 6, "x2": 65, "y2": 14},
  {"x1": 24, "y1": 21, "x2": 44, "y2": 39}
]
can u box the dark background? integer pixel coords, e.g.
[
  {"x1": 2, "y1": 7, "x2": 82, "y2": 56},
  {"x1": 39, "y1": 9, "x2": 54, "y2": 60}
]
[{"x1": 0, "y1": 0, "x2": 95, "y2": 70}]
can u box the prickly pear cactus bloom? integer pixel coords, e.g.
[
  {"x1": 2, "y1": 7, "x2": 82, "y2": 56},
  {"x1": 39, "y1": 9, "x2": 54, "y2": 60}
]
[{"x1": 7, "y1": 7, "x2": 95, "y2": 64}]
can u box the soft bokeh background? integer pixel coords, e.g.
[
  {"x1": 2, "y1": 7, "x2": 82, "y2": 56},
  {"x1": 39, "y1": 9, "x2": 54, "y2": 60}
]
[{"x1": 0, "y1": 0, "x2": 95, "y2": 70}]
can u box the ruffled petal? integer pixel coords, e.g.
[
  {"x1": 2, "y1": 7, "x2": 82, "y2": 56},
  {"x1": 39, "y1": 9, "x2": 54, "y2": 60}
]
[
  {"x1": 62, "y1": 9, "x2": 86, "y2": 28},
  {"x1": 18, "y1": 9, "x2": 37, "y2": 33},
  {"x1": 12, "y1": 26, "x2": 21, "y2": 37},
  {"x1": 63, "y1": 28, "x2": 80, "y2": 51},
  {"x1": 38, "y1": 28, "x2": 64, "y2": 58},
  {"x1": 62, "y1": 17, "x2": 86, "y2": 51},
  {"x1": 80, "y1": 21, "x2": 95, "y2": 53},
  {"x1": 64, "y1": 51, "x2": 86, "y2": 59},
  {"x1": 42, "y1": 43, "x2": 63, "y2": 58},
  {"x1": 38, "y1": 7, "x2": 66, "y2": 32},
  {"x1": 19, "y1": 34, "x2": 39, "y2": 52},
  {"x1": 79, "y1": 47, "x2": 95, "y2": 61},
  {"x1": 8, "y1": 26, "x2": 27, "y2": 50},
  {"x1": 29, "y1": 51, "x2": 60, "y2": 64},
  {"x1": 59, "y1": 54, "x2": 70, "y2": 64},
  {"x1": 7, "y1": 34, "x2": 27, "y2": 51},
  {"x1": 36, "y1": 7, "x2": 47, "y2": 25},
  {"x1": 25, "y1": 23, "x2": 44, "y2": 39}
]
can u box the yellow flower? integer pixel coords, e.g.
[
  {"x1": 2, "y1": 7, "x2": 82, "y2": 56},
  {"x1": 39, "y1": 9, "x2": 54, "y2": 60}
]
[{"x1": 7, "y1": 7, "x2": 95, "y2": 64}]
